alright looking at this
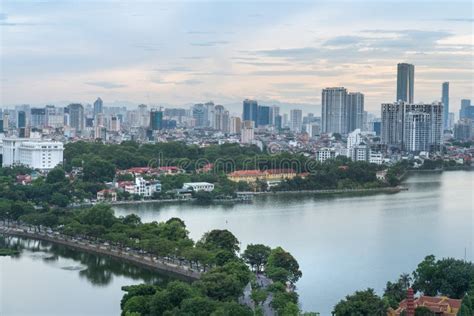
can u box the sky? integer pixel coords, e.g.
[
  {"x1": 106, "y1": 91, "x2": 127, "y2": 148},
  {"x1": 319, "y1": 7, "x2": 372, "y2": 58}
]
[{"x1": 1, "y1": 0, "x2": 473, "y2": 115}]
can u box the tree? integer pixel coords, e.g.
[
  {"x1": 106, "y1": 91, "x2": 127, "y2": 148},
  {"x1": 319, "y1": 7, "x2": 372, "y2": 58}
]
[
  {"x1": 200, "y1": 229, "x2": 240, "y2": 254},
  {"x1": 197, "y1": 271, "x2": 243, "y2": 301},
  {"x1": 82, "y1": 157, "x2": 115, "y2": 182},
  {"x1": 46, "y1": 167, "x2": 66, "y2": 184},
  {"x1": 179, "y1": 297, "x2": 217, "y2": 316},
  {"x1": 384, "y1": 273, "x2": 412, "y2": 308},
  {"x1": 333, "y1": 288, "x2": 389, "y2": 316},
  {"x1": 412, "y1": 255, "x2": 474, "y2": 298},
  {"x1": 211, "y1": 302, "x2": 253, "y2": 316},
  {"x1": 265, "y1": 247, "x2": 302, "y2": 284},
  {"x1": 78, "y1": 204, "x2": 116, "y2": 228},
  {"x1": 242, "y1": 244, "x2": 271, "y2": 272}
]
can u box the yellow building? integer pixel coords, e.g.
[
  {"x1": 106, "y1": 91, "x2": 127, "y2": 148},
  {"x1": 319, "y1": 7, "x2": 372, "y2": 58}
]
[{"x1": 227, "y1": 169, "x2": 297, "y2": 183}]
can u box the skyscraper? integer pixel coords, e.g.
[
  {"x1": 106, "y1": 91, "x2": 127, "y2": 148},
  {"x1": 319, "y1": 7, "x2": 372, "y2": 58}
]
[
  {"x1": 347, "y1": 92, "x2": 364, "y2": 133},
  {"x1": 242, "y1": 99, "x2": 258, "y2": 126},
  {"x1": 396, "y1": 63, "x2": 414, "y2": 103},
  {"x1": 93, "y1": 97, "x2": 103, "y2": 116},
  {"x1": 230, "y1": 117, "x2": 241, "y2": 134},
  {"x1": 257, "y1": 105, "x2": 270, "y2": 126},
  {"x1": 442, "y1": 82, "x2": 449, "y2": 129},
  {"x1": 381, "y1": 101, "x2": 443, "y2": 152},
  {"x1": 322, "y1": 87, "x2": 348, "y2": 134},
  {"x1": 290, "y1": 109, "x2": 303, "y2": 132},
  {"x1": 30, "y1": 108, "x2": 46, "y2": 128},
  {"x1": 67, "y1": 103, "x2": 85, "y2": 131},
  {"x1": 17, "y1": 111, "x2": 26, "y2": 129},
  {"x1": 459, "y1": 99, "x2": 474, "y2": 120},
  {"x1": 149, "y1": 109, "x2": 163, "y2": 130},
  {"x1": 192, "y1": 103, "x2": 207, "y2": 128}
]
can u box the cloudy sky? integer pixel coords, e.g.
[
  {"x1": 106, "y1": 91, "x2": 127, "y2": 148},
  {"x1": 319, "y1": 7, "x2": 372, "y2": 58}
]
[{"x1": 1, "y1": 0, "x2": 473, "y2": 114}]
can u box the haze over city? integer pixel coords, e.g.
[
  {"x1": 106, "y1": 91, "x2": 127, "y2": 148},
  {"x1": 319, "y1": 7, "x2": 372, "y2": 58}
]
[{"x1": 1, "y1": 0, "x2": 473, "y2": 114}]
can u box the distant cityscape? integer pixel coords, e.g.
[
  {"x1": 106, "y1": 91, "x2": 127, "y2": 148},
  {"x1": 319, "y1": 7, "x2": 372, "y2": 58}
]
[{"x1": 0, "y1": 62, "x2": 473, "y2": 171}]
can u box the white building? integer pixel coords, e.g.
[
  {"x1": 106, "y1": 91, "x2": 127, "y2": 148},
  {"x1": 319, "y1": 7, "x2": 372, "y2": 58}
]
[
  {"x1": 182, "y1": 182, "x2": 214, "y2": 192},
  {"x1": 1, "y1": 138, "x2": 63, "y2": 170},
  {"x1": 127, "y1": 177, "x2": 161, "y2": 197},
  {"x1": 241, "y1": 120, "x2": 255, "y2": 144},
  {"x1": 316, "y1": 148, "x2": 341, "y2": 162},
  {"x1": 290, "y1": 109, "x2": 303, "y2": 132}
]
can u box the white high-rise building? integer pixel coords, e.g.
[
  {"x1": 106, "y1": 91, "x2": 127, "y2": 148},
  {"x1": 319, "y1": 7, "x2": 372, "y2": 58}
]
[
  {"x1": 381, "y1": 101, "x2": 443, "y2": 152},
  {"x1": 241, "y1": 120, "x2": 255, "y2": 144},
  {"x1": 322, "y1": 87, "x2": 348, "y2": 134},
  {"x1": 290, "y1": 109, "x2": 303, "y2": 132},
  {"x1": 1, "y1": 138, "x2": 63, "y2": 170}
]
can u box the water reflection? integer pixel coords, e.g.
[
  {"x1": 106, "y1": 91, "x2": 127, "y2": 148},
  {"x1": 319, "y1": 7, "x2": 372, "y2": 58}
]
[{"x1": 1, "y1": 236, "x2": 178, "y2": 287}]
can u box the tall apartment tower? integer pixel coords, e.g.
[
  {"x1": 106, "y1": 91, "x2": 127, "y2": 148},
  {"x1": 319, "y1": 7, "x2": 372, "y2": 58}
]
[
  {"x1": 67, "y1": 103, "x2": 85, "y2": 131},
  {"x1": 290, "y1": 109, "x2": 303, "y2": 132},
  {"x1": 242, "y1": 99, "x2": 258, "y2": 127},
  {"x1": 322, "y1": 87, "x2": 348, "y2": 134},
  {"x1": 441, "y1": 82, "x2": 449, "y2": 129},
  {"x1": 93, "y1": 97, "x2": 103, "y2": 116},
  {"x1": 381, "y1": 101, "x2": 443, "y2": 152},
  {"x1": 347, "y1": 92, "x2": 364, "y2": 132},
  {"x1": 396, "y1": 63, "x2": 414, "y2": 103}
]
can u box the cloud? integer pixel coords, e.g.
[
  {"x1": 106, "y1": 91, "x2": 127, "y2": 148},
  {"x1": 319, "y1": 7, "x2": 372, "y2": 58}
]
[
  {"x1": 187, "y1": 30, "x2": 216, "y2": 34},
  {"x1": 85, "y1": 81, "x2": 127, "y2": 89},
  {"x1": 0, "y1": 13, "x2": 7, "y2": 20},
  {"x1": 324, "y1": 36, "x2": 366, "y2": 46},
  {"x1": 190, "y1": 40, "x2": 229, "y2": 47},
  {"x1": 443, "y1": 18, "x2": 474, "y2": 23}
]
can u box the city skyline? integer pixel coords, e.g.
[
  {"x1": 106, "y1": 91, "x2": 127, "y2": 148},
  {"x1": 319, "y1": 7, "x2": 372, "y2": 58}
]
[{"x1": 1, "y1": 1, "x2": 473, "y2": 113}]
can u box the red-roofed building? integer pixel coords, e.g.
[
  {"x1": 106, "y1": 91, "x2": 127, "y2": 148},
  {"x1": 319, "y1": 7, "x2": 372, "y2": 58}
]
[{"x1": 388, "y1": 289, "x2": 461, "y2": 316}]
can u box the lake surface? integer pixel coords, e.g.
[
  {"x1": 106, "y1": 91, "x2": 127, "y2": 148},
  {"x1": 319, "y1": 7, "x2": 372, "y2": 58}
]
[{"x1": 1, "y1": 171, "x2": 473, "y2": 315}]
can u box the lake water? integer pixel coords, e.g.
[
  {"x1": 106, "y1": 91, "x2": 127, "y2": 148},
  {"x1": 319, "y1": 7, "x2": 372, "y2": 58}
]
[{"x1": 1, "y1": 171, "x2": 473, "y2": 315}]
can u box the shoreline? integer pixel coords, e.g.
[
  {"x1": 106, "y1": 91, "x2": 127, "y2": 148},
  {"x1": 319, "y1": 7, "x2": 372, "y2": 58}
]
[
  {"x1": 0, "y1": 225, "x2": 200, "y2": 280},
  {"x1": 74, "y1": 168, "x2": 472, "y2": 209}
]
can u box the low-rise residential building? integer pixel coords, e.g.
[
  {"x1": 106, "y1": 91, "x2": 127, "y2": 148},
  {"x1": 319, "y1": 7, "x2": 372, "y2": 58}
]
[
  {"x1": 182, "y1": 182, "x2": 214, "y2": 192},
  {"x1": 97, "y1": 189, "x2": 117, "y2": 202},
  {"x1": 119, "y1": 177, "x2": 161, "y2": 197},
  {"x1": 227, "y1": 169, "x2": 297, "y2": 183}
]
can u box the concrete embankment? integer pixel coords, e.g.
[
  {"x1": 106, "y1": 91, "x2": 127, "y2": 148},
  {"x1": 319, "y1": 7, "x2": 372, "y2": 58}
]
[{"x1": 0, "y1": 226, "x2": 200, "y2": 280}]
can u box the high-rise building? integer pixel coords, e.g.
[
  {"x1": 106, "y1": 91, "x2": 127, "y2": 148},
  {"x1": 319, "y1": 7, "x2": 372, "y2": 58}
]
[
  {"x1": 230, "y1": 117, "x2": 241, "y2": 134},
  {"x1": 270, "y1": 105, "x2": 280, "y2": 125},
  {"x1": 214, "y1": 105, "x2": 225, "y2": 131},
  {"x1": 150, "y1": 109, "x2": 163, "y2": 130},
  {"x1": 441, "y1": 82, "x2": 449, "y2": 129},
  {"x1": 67, "y1": 103, "x2": 85, "y2": 131},
  {"x1": 396, "y1": 63, "x2": 415, "y2": 103},
  {"x1": 454, "y1": 119, "x2": 473, "y2": 141},
  {"x1": 30, "y1": 108, "x2": 47, "y2": 128},
  {"x1": 93, "y1": 97, "x2": 103, "y2": 116},
  {"x1": 243, "y1": 99, "x2": 258, "y2": 126},
  {"x1": 275, "y1": 115, "x2": 282, "y2": 130},
  {"x1": 17, "y1": 111, "x2": 26, "y2": 129},
  {"x1": 241, "y1": 120, "x2": 255, "y2": 144},
  {"x1": 460, "y1": 99, "x2": 474, "y2": 120},
  {"x1": 381, "y1": 101, "x2": 443, "y2": 152},
  {"x1": 192, "y1": 103, "x2": 207, "y2": 128},
  {"x1": 290, "y1": 109, "x2": 303, "y2": 132},
  {"x1": 257, "y1": 105, "x2": 270, "y2": 126},
  {"x1": 448, "y1": 113, "x2": 455, "y2": 130},
  {"x1": 205, "y1": 101, "x2": 215, "y2": 128},
  {"x1": 322, "y1": 87, "x2": 348, "y2": 134},
  {"x1": 347, "y1": 92, "x2": 364, "y2": 132}
]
